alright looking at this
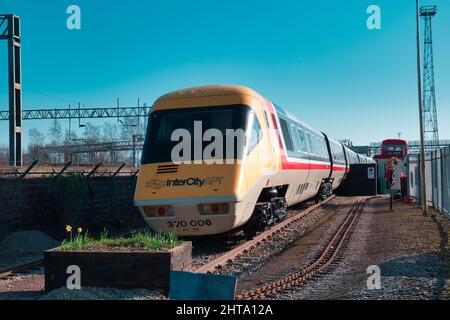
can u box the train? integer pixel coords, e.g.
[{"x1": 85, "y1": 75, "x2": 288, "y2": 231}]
[
  {"x1": 134, "y1": 85, "x2": 374, "y2": 237},
  {"x1": 374, "y1": 139, "x2": 408, "y2": 160}
]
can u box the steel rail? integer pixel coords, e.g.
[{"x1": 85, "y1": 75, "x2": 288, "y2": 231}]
[
  {"x1": 0, "y1": 260, "x2": 44, "y2": 280},
  {"x1": 195, "y1": 195, "x2": 336, "y2": 274},
  {"x1": 235, "y1": 198, "x2": 365, "y2": 300}
]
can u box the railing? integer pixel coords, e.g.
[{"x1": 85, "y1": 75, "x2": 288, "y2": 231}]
[
  {"x1": 407, "y1": 146, "x2": 450, "y2": 218},
  {"x1": 0, "y1": 161, "x2": 139, "y2": 178},
  {"x1": 0, "y1": 106, "x2": 151, "y2": 121}
]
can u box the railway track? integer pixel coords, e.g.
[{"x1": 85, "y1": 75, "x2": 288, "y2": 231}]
[
  {"x1": 195, "y1": 195, "x2": 336, "y2": 274},
  {"x1": 0, "y1": 197, "x2": 339, "y2": 286},
  {"x1": 235, "y1": 198, "x2": 366, "y2": 300},
  {"x1": 0, "y1": 260, "x2": 44, "y2": 280}
]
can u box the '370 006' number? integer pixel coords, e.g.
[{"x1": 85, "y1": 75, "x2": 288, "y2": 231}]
[{"x1": 167, "y1": 220, "x2": 212, "y2": 228}]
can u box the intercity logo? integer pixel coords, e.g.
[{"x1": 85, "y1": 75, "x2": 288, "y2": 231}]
[
  {"x1": 146, "y1": 177, "x2": 224, "y2": 189},
  {"x1": 167, "y1": 178, "x2": 206, "y2": 187},
  {"x1": 146, "y1": 179, "x2": 167, "y2": 189}
]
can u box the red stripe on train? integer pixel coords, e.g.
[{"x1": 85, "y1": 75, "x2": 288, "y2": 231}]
[
  {"x1": 332, "y1": 166, "x2": 348, "y2": 171},
  {"x1": 282, "y1": 162, "x2": 332, "y2": 170},
  {"x1": 264, "y1": 100, "x2": 337, "y2": 172}
]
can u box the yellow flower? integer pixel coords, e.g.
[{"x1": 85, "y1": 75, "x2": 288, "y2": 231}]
[
  {"x1": 66, "y1": 225, "x2": 72, "y2": 233},
  {"x1": 77, "y1": 227, "x2": 83, "y2": 234}
]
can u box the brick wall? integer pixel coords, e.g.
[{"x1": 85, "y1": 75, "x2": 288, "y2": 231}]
[{"x1": 0, "y1": 176, "x2": 146, "y2": 240}]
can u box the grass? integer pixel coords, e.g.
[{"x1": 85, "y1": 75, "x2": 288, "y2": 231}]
[{"x1": 60, "y1": 230, "x2": 182, "y2": 252}]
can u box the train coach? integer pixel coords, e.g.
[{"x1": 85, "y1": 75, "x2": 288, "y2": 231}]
[{"x1": 134, "y1": 85, "x2": 371, "y2": 237}]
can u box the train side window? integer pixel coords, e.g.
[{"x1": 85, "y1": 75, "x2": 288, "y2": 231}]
[
  {"x1": 279, "y1": 118, "x2": 294, "y2": 151},
  {"x1": 319, "y1": 139, "x2": 327, "y2": 159},
  {"x1": 332, "y1": 144, "x2": 339, "y2": 162},
  {"x1": 323, "y1": 141, "x2": 329, "y2": 159},
  {"x1": 297, "y1": 128, "x2": 307, "y2": 153},
  {"x1": 336, "y1": 146, "x2": 342, "y2": 163},
  {"x1": 290, "y1": 125, "x2": 302, "y2": 154},
  {"x1": 314, "y1": 136, "x2": 321, "y2": 156},
  {"x1": 306, "y1": 133, "x2": 314, "y2": 155},
  {"x1": 310, "y1": 135, "x2": 317, "y2": 155}
]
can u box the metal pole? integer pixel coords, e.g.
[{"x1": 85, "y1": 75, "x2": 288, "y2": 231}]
[
  {"x1": 390, "y1": 189, "x2": 393, "y2": 210},
  {"x1": 416, "y1": 0, "x2": 428, "y2": 215},
  {"x1": 132, "y1": 134, "x2": 136, "y2": 167},
  {"x1": 5, "y1": 15, "x2": 23, "y2": 167}
]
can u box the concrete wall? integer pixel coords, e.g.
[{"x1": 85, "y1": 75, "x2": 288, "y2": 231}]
[{"x1": 0, "y1": 175, "x2": 146, "y2": 240}]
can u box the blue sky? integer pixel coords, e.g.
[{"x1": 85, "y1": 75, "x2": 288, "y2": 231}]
[{"x1": 0, "y1": 0, "x2": 449, "y2": 148}]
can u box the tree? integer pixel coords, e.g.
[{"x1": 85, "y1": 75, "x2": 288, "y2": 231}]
[
  {"x1": 48, "y1": 121, "x2": 63, "y2": 145},
  {"x1": 28, "y1": 128, "x2": 48, "y2": 161},
  {"x1": 119, "y1": 117, "x2": 144, "y2": 140},
  {"x1": 0, "y1": 145, "x2": 8, "y2": 166},
  {"x1": 102, "y1": 122, "x2": 120, "y2": 141},
  {"x1": 29, "y1": 128, "x2": 46, "y2": 146},
  {"x1": 83, "y1": 122, "x2": 101, "y2": 143}
]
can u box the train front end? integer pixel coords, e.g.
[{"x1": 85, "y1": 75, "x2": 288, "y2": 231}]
[{"x1": 134, "y1": 86, "x2": 266, "y2": 236}]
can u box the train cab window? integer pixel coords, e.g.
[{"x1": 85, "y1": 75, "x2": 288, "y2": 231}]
[
  {"x1": 247, "y1": 112, "x2": 263, "y2": 152},
  {"x1": 141, "y1": 104, "x2": 249, "y2": 164},
  {"x1": 279, "y1": 118, "x2": 294, "y2": 151}
]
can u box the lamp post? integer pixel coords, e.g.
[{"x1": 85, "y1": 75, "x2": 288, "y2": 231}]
[{"x1": 415, "y1": 0, "x2": 428, "y2": 215}]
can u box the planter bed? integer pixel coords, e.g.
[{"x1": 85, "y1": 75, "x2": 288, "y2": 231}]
[{"x1": 44, "y1": 241, "x2": 192, "y2": 295}]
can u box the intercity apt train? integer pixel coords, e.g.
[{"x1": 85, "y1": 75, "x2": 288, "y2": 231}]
[{"x1": 134, "y1": 85, "x2": 374, "y2": 237}]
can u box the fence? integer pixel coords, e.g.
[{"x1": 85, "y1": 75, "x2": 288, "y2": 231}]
[
  {"x1": 407, "y1": 146, "x2": 450, "y2": 218},
  {"x1": 0, "y1": 173, "x2": 146, "y2": 240}
]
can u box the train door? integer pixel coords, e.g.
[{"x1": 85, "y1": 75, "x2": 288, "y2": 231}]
[{"x1": 299, "y1": 129, "x2": 313, "y2": 199}]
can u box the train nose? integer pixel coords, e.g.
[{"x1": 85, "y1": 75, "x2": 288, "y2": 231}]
[
  {"x1": 138, "y1": 200, "x2": 234, "y2": 220},
  {"x1": 136, "y1": 199, "x2": 244, "y2": 236}
]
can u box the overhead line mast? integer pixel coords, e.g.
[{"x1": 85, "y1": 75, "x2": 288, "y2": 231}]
[{"x1": 420, "y1": 5, "x2": 439, "y2": 151}]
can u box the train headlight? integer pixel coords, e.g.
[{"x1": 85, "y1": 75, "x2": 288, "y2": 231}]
[
  {"x1": 143, "y1": 206, "x2": 174, "y2": 217},
  {"x1": 198, "y1": 203, "x2": 230, "y2": 215}
]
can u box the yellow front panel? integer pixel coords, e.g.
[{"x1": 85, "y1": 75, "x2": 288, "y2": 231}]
[{"x1": 135, "y1": 163, "x2": 246, "y2": 201}]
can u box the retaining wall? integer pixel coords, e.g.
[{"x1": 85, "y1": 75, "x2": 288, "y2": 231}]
[{"x1": 0, "y1": 175, "x2": 146, "y2": 240}]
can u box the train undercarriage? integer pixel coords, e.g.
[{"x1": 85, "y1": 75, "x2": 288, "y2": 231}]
[
  {"x1": 242, "y1": 180, "x2": 333, "y2": 239},
  {"x1": 315, "y1": 179, "x2": 333, "y2": 203}
]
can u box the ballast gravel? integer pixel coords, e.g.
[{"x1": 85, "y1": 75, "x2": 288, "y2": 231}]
[{"x1": 274, "y1": 197, "x2": 450, "y2": 300}]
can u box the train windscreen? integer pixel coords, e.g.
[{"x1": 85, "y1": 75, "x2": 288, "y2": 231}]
[
  {"x1": 141, "y1": 105, "x2": 252, "y2": 164},
  {"x1": 383, "y1": 145, "x2": 405, "y2": 156}
]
